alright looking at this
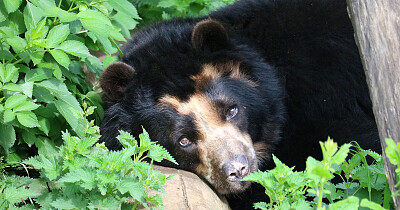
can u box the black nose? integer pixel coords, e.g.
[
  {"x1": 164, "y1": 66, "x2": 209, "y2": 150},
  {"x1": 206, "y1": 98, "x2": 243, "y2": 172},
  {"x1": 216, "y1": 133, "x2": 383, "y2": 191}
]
[{"x1": 222, "y1": 155, "x2": 249, "y2": 181}]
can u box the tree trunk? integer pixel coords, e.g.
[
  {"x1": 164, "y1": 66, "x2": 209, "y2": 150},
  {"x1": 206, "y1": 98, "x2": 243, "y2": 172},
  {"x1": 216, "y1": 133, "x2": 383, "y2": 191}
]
[{"x1": 346, "y1": 0, "x2": 400, "y2": 208}]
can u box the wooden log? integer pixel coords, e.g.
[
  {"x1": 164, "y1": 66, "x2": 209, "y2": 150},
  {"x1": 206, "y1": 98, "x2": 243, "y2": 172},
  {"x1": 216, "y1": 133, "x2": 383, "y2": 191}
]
[
  {"x1": 137, "y1": 165, "x2": 230, "y2": 210},
  {"x1": 346, "y1": 0, "x2": 400, "y2": 207}
]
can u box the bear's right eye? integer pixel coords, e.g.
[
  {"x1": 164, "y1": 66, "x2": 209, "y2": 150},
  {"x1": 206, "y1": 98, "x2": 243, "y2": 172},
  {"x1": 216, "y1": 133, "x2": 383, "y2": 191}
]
[{"x1": 179, "y1": 137, "x2": 191, "y2": 147}]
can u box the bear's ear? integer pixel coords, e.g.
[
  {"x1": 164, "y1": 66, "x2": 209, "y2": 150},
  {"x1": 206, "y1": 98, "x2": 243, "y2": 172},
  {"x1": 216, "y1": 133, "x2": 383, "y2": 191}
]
[
  {"x1": 100, "y1": 62, "x2": 135, "y2": 101},
  {"x1": 191, "y1": 19, "x2": 230, "y2": 53}
]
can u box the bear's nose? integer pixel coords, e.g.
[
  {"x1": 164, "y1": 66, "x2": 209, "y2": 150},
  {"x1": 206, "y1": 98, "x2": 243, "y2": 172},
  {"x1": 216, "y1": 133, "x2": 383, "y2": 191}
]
[{"x1": 222, "y1": 155, "x2": 249, "y2": 182}]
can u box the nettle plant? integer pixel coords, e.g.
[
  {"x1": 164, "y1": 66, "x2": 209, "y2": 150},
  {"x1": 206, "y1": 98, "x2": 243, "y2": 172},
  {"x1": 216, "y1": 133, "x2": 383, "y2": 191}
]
[
  {"x1": 244, "y1": 138, "x2": 392, "y2": 210},
  {"x1": 0, "y1": 0, "x2": 140, "y2": 161},
  {"x1": 0, "y1": 105, "x2": 177, "y2": 209}
]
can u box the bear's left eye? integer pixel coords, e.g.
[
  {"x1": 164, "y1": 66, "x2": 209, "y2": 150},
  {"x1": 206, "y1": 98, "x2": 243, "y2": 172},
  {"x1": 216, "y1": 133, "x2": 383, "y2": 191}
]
[{"x1": 226, "y1": 105, "x2": 238, "y2": 120}]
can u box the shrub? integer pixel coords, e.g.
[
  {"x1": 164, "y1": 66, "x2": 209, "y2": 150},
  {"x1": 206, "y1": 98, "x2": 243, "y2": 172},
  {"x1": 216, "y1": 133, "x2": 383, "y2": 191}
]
[
  {"x1": 0, "y1": 0, "x2": 140, "y2": 162},
  {"x1": 1, "y1": 105, "x2": 177, "y2": 209},
  {"x1": 244, "y1": 138, "x2": 392, "y2": 209}
]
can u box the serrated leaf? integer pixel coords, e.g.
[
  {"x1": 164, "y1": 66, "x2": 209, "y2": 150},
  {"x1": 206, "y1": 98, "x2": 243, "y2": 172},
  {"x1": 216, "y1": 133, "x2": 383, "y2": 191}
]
[
  {"x1": 1, "y1": 63, "x2": 19, "y2": 83},
  {"x1": 46, "y1": 24, "x2": 70, "y2": 48},
  {"x1": 0, "y1": 124, "x2": 16, "y2": 151},
  {"x1": 4, "y1": 0, "x2": 22, "y2": 14},
  {"x1": 22, "y1": 129, "x2": 36, "y2": 146},
  {"x1": 0, "y1": 2, "x2": 8, "y2": 22},
  {"x1": 5, "y1": 94, "x2": 27, "y2": 109},
  {"x1": 3, "y1": 108, "x2": 15, "y2": 123},
  {"x1": 56, "y1": 40, "x2": 90, "y2": 58},
  {"x1": 117, "y1": 177, "x2": 147, "y2": 205},
  {"x1": 49, "y1": 49, "x2": 71, "y2": 68},
  {"x1": 25, "y1": 68, "x2": 52, "y2": 82},
  {"x1": 14, "y1": 101, "x2": 40, "y2": 112},
  {"x1": 30, "y1": 49, "x2": 45, "y2": 65},
  {"x1": 43, "y1": 6, "x2": 78, "y2": 22},
  {"x1": 4, "y1": 187, "x2": 41, "y2": 204},
  {"x1": 5, "y1": 36, "x2": 27, "y2": 54},
  {"x1": 59, "y1": 168, "x2": 96, "y2": 190},
  {"x1": 23, "y1": 155, "x2": 59, "y2": 180},
  {"x1": 109, "y1": 0, "x2": 140, "y2": 19},
  {"x1": 78, "y1": 9, "x2": 112, "y2": 38},
  {"x1": 331, "y1": 143, "x2": 351, "y2": 165},
  {"x1": 16, "y1": 111, "x2": 39, "y2": 128},
  {"x1": 35, "y1": 78, "x2": 84, "y2": 132},
  {"x1": 24, "y1": 2, "x2": 44, "y2": 30},
  {"x1": 116, "y1": 130, "x2": 137, "y2": 148},
  {"x1": 20, "y1": 81, "x2": 34, "y2": 97},
  {"x1": 2, "y1": 83, "x2": 22, "y2": 92},
  {"x1": 31, "y1": 18, "x2": 47, "y2": 40},
  {"x1": 148, "y1": 144, "x2": 177, "y2": 164},
  {"x1": 38, "y1": 116, "x2": 50, "y2": 135}
]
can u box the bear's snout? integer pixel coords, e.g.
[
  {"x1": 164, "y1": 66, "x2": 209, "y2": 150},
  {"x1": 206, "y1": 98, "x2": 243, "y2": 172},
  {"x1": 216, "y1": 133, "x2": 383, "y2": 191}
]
[{"x1": 222, "y1": 155, "x2": 249, "y2": 181}]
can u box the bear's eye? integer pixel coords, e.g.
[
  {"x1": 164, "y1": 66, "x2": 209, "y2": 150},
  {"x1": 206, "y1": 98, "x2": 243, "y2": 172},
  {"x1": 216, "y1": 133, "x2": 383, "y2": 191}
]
[
  {"x1": 179, "y1": 137, "x2": 191, "y2": 147},
  {"x1": 226, "y1": 105, "x2": 238, "y2": 120}
]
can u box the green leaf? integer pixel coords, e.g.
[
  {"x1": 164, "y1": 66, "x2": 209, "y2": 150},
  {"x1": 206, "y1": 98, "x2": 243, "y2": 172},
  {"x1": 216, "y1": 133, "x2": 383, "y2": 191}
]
[
  {"x1": 385, "y1": 138, "x2": 399, "y2": 165},
  {"x1": 20, "y1": 81, "x2": 34, "y2": 97},
  {"x1": 30, "y1": 49, "x2": 45, "y2": 65},
  {"x1": 4, "y1": 187, "x2": 41, "y2": 204},
  {"x1": 0, "y1": 63, "x2": 19, "y2": 84},
  {"x1": 46, "y1": 24, "x2": 70, "y2": 48},
  {"x1": 8, "y1": 10, "x2": 26, "y2": 34},
  {"x1": 5, "y1": 36, "x2": 27, "y2": 54},
  {"x1": 5, "y1": 94, "x2": 27, "y2": 110},
  {"x1": 329, "y1": 196, "x2": 360, "y2": 209},
  {"x1": 35, "y1": 79, "x2": 84, "y2": 132},
  {"x1": 56, "y1": 40, "x2": 90, "y2": 58},
  {"x1": 25, "y1": 68, "x2": 53, "y2": 82},
  {"x1": 117, "y1": 177, "x2": 147, "y2": 205},
  {"x1": 23, "y1": 154, "x2": 59, "y2": 180},
  {"x1": 0, "y1": 2, "x2": 8, "y2": 22},
  {"x1": 31, "y1": 18, "x2": 47, "y2": 40},
  {"x1": 22, "y1": 129, "x2": 37, "y2": 146},
  {"x1": 38, "y1": 116, "x2": 50, "y2": 135},
  {"x1": 78, "y1": 9, "x2": 112, "y2": 38},
  {"x1": 148, "y1": 144, "x2": 177, "y2": 164},
  {"x1": 2, "y1": 83, "x2": 22, "y2": 92},
  {"x1": 331, "y1": 143, "x2": 351, "y2": 165},
  {"x1": 4, "y1": 0, "x2": 22, "y2": 14},
  {"x1": 108, "y1": 0, "x2": 140, "y2": 19},
  {"x1": 16, "y1": 111, "x2": 39, "y2": 128},
  {"x1": 43, "y1": 7, "x2": 78, "y2": 23},
  {"x1": 14, "y1": 101, "x2": 40, "y2": 112},
  {"x1": 3, "y1": 108, "x2": 15, "y2": 123},
  {"x1": 49, "y1": 49, "x2": 71, "y2": 68},
  {"x1": 360, "y1": 199, "x2": 386, "y2": 210},
  {"x1": 23, "y1": 2, "x2": 44, "y2": 30},
  {"x1": 0, "y1": 124, "x2": 16, "y2": 152}
]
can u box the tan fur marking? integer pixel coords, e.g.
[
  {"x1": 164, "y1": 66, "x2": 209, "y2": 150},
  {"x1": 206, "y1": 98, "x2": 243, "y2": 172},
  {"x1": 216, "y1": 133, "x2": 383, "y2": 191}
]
[{"x1": 191, "y1": 61, "x2": 258, "y2": 90}]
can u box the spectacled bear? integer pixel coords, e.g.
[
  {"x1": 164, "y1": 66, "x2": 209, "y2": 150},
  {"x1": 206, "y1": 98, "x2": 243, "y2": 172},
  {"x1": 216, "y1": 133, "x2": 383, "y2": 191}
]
[{"x1": 99, "y1": 0, "x2": 381, "y2": 208}]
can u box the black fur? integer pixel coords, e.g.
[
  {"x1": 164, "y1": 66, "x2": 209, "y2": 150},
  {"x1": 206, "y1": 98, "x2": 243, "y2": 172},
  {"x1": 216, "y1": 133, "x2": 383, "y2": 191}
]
[{"x1": 99, "y1": 0, "x2": 381, "y2": 209}]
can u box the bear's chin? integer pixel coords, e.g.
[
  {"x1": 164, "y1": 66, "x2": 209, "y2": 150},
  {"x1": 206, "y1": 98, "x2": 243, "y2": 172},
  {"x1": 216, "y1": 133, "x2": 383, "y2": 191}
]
[{"x1": 218, "y1": 180, "x2": 252, "y2": 195}]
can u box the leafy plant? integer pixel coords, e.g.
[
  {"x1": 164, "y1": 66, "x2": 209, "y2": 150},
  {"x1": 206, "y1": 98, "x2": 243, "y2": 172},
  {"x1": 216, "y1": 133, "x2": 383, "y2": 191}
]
[
  {"x1": 0, "y1": 0, "x2": 139, "y2": 162},
  {"x1": 385, "y1": 138, "x2": 400, "y2": 197},
  {"x1": 131, "y1": 0, "x2": 234, "y2": 25},
  {"x1": 245, "y1": 138, "x2": 392, "y2": 210},
  {"x1": 1, "y1": 105, "x2": 177, "y2": 209}
]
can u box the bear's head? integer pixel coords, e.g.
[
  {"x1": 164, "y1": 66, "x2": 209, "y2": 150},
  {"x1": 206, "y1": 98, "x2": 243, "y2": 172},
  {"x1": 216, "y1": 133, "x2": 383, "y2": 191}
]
[{"x1": 100, "y1": 19, "x2": 284, "y2": 195}]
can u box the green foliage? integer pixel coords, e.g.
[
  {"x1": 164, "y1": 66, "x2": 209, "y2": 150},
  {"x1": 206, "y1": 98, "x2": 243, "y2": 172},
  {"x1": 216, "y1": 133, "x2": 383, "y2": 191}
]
[
  {"x1": 131, "y1": 0, "x2": 235, "y2": 25},
  {"x1": 0, "y1": 0, "x2": 140, "y2": 161},
  {"x1": 1, "y1": 106, "x2": 176, "y2": 209},
  {"x1": 385, "y1": 138, "x2": 400, "y2": 197},
  {"x1": 245, "y1": 138, "x2": 392, "y2": 209}
]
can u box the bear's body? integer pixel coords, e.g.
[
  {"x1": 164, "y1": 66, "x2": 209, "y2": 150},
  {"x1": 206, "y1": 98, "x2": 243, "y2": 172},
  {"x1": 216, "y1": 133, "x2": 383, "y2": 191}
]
[{"x1": 99, "y1": 0, "x2": 380, "y2": 208}]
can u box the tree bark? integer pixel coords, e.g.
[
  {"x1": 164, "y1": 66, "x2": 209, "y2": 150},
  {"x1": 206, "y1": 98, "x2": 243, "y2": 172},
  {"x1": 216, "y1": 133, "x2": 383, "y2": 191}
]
[{"x1": 346, "y1": 0, "x2": 400, "y2": 208}]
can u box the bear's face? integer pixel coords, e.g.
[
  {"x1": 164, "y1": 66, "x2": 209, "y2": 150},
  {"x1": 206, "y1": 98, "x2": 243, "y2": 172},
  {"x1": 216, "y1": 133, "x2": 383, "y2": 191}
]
[{"x1": 100, "y1": 20, "x2": 284, "y2": 195}]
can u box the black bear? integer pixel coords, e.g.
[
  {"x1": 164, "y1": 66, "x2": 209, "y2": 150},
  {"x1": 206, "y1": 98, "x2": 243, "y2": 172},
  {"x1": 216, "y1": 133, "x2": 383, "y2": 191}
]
[{"x1": 99, "y1": 0, "x2": 381, "y2": 208}]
